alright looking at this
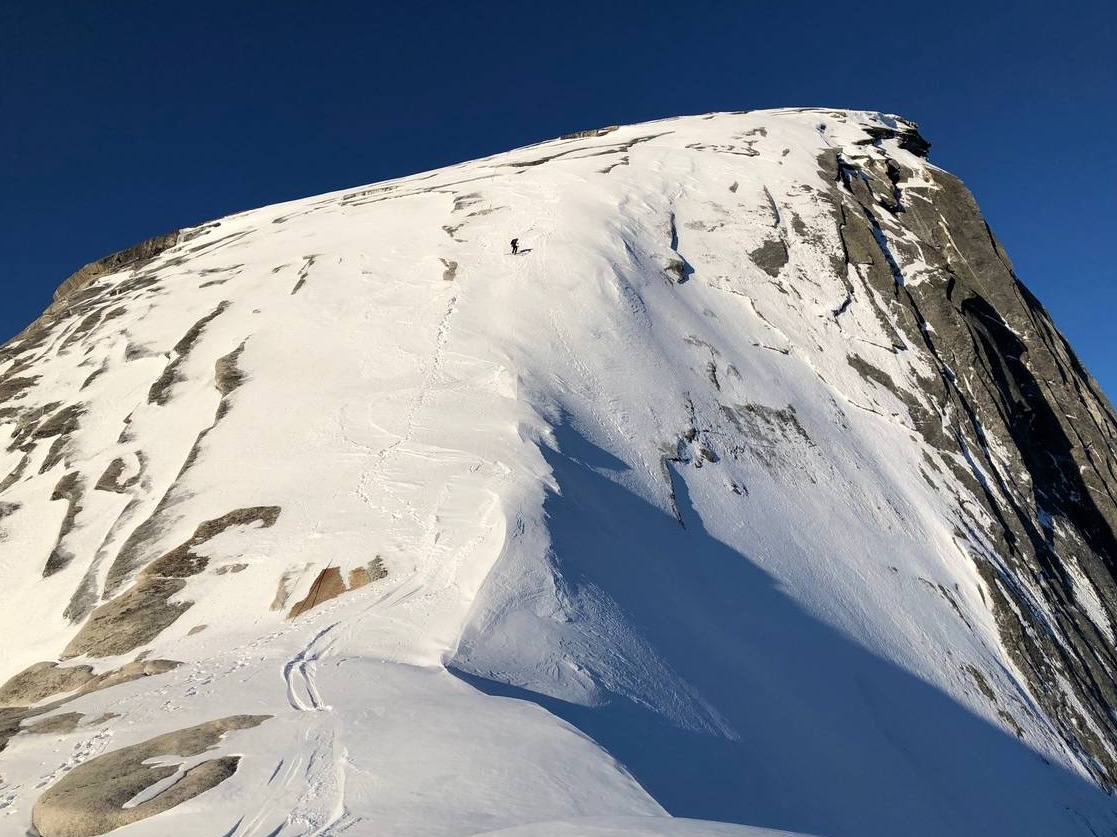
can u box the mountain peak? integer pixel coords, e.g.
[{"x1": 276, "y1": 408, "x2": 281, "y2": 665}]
[{"x1": 1, "y1": 107, "x2": 1114, "y2": 837}]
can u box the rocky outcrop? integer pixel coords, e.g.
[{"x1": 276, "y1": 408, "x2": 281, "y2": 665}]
[
  {"x1": 819, "y1": 130, "x2": 1117, "y2": 787},
  {"x1": 0, "y1": 659, "x2": 180, "y2": 710},
  {"x1": 559, "y1": 125, "x2": 620, "y2": 140},
  {"x1": 63, "y1": 507, "x2": 281, "y2": 658},
  {"x1": 48, "y1": 231, "x2": 180, "y2": 316},
  {"x1": 748, "y1": 239, "x2": 789, "y2": 277},
  {"x1": 0, "y1": 659, "x2": 179, "y2": 753},
  {"x1": 30, "y1": 715, "x2": 269, "y2": 837},
  {"x1": 287, "y1": 557, "x2": 388, "y2": 617}
]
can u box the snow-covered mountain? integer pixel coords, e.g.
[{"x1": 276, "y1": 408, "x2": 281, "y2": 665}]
[{"x1": 2, "y1": 108, "x2": 1117, "y2": 837}]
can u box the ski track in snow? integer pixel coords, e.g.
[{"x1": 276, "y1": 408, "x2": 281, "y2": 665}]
[
  {"x1": 228, "y1": 622, "x2": 353, "y2": 837},
  {"x1": 234, "y1": 722, "x2": 353, "y2": 837},
  {"x1": 283, "y1": 622, "x2": 338, "y2": 712}
]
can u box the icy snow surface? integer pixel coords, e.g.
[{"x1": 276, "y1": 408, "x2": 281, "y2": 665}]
[{"x1": 0, "y1": 109, "x2": 1115, "y2": 836}]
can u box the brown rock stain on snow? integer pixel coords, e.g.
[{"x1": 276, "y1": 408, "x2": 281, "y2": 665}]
[{"x1": 287, "y1": 558, "x2": 388, "y2": 618}]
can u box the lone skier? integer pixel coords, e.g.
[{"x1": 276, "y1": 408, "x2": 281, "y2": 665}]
[{"x1": 510, "y1": 238, "x2": 519, "y2": 255}]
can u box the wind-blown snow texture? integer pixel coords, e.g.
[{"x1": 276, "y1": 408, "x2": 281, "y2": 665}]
[{"x1": 2, "y1": 109, "x2": 1117, "y2": 837}]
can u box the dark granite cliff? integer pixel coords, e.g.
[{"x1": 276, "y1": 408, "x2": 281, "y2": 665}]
[{"x1": 818, "y1": 123, "x2": 1117, "y2": 786}]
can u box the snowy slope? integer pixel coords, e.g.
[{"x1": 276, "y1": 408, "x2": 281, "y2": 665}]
[{"x1": 1, "y1": 109, "x2": 1116, "y2": 837}]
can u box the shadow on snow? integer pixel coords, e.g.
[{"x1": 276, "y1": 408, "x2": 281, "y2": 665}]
[{"x1": 449, "y1": 423, "x2": 1117, "y2": 837}]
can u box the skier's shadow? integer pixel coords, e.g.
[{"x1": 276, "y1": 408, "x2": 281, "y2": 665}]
[{"x1": 515, "y1": 248, "x2": 533, "y2": 255}]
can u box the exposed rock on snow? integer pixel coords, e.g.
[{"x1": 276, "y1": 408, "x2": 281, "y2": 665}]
[
  {"x1": 29, "y1": 714, "x2": 268, "y2": 837},
  {"x1": 22, "y1": 712, "x2": 84, "y2": 736},
  {"x1": 748, "y1": 239, "x2": 789, "y2": 277},
  {"x1": 0, "y1": 659, "x2": 179, "y2": 754},
  {"x1": 63, "y1": 507, "x2": 281, "y2": 657},
  {"x1": 48, "y1": 231, "x2": 180, "y2": 318},
  {"x1": 287, "y1": 557, "x2": 388, "y2": 618}
]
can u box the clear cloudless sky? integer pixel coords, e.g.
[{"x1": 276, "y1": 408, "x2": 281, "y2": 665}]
[{"x1": 2, "y1": 1, "x2": 1115, "y2": 393}]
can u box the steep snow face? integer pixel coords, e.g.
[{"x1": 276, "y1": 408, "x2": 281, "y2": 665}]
[{"x1": 1, "y1": 109, "x2": 1116, "y2": 837}]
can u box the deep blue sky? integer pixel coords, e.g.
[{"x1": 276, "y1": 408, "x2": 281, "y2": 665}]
[{"x1": 3, "y1": 1, "x2": 1114, "y2": 395}]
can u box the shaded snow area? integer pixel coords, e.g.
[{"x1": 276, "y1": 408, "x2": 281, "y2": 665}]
[{"x1": 1, "y1": 109, "x2": 1116, "y2": 836}]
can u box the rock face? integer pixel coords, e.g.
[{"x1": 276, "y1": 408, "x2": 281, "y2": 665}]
[
  {"x1": 817, "y1": 144, "x2": 1117, "y2": 785},
  {"x1": 0, "y1": 109, "x2": 1116, "y2": 836},
  {"x1": 48, "y1": 231, "x2": 181, "y2": 316}
]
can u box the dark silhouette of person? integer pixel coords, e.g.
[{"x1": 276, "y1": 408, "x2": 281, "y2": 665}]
[{"x1": 510, "y1": 238, "x2": 519, "y2": 255}]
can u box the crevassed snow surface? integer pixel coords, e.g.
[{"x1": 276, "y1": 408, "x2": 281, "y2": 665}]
[{"x1": 1, "y1": 109, "x2": 1115, "y2": 836}]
